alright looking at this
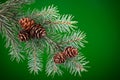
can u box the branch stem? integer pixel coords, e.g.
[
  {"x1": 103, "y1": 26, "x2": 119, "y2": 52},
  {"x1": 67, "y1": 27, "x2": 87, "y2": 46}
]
[
  {"x1": 33, "y1": 51, "x2": 37, "y2": 71},
  {"x1": 43, "y1": 20, "x2": 72, "y2": 26},
  {"x1": 59, "y1": 38, "x2": 81, "y2": 45}
]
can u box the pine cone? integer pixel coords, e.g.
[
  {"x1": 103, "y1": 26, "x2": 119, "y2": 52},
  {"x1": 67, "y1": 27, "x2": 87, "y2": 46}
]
[
  {"x1": 30, "y1": 24, "x2": 46, "y2": 38},
  {"x1": 18, "y1": 30, "x2": 30, "y2": 41},
  {"x1": 53, "y1": 52, "x2": 66, "y2": 64},
  {"x1": 19, "y1": 18, "x2": 35, "y2": 30},
  {"x1": 64, "y1": 46, "x2": 78, "y2": 58}
]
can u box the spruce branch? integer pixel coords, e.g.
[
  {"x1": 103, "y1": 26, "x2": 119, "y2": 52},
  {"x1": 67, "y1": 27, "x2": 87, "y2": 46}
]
[
  {"x1": 58, "y1": 31, "x2": 87, "y2": 48},
  {"x1": 0, "y1": 0, "x2": 34, "y2": 62},
  {"x1": 28, "y1": 52, "x2": 42, "y2": 74},
  {"x1": 0, "y1": 21, "x2": 24, "y2": 62},
  {"x1": 27, "y1": 40, "x2": 43, "y2": 74},
  {"x1": 39, "y1": 5, "x2": 59, "y2": 18},
  {"x1": 0, "y1": 0, "x2": 89, "y2": 77},
  {"x1": 9, "y1": 42, "x2": 24, "y2": 62},
  {"x1": 44, "y1": 15, "x2": 78, "y2": 33},
  {"x1": 65, "y1": 54, "x2": 89, "y2": 76},
  {"x1": 30, "y1": 5, "x2": 59, "y2": 24}
]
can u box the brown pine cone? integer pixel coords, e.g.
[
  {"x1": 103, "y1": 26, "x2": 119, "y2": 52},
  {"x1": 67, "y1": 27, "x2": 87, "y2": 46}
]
[
  {"x1": 30, "y1": 24, "x2": 46, "y2": 38},
  {"x1": 18, "y1": 30, "x2": 30, "y2": 41},
  {"x1": 63, "y1": 46, "x2": 78, "y2": 58},
  {"x1": 53, "y1": 52, "x2": 66, "y2": 64},
  {"x1": 19, "y1": 18, "x2": 35, "y2": 30}
]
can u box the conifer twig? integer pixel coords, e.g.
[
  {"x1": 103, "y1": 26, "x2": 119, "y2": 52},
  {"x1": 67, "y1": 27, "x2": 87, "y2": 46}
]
[
  {"x1": 0, "y1": 1, "x2": 89, "y2": 76},
  {"x1": 0, "y1": 0, "x2": 34, "y2": 62},
  {"x1": 65, "y1": 54, "x2": 89, "y2": 76},
  {"x1": 27, "y1": 40, "x2": 43, "y2": 74},
  {"x1": 44, "y1": 15, "x2": 77, "y2": 33},
  {"x1": 58, "y1": 31, "x2": 87, "y2": 48}
]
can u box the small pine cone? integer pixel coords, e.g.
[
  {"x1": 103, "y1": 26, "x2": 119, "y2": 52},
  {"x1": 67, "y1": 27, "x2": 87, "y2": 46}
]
[
  {"x1": 19, "y1": 18, "x2": 35, "y2": 30},
  {"x1": 30, "y1": 24, "x2": 46, "y2": 38},
  {"x1": 53, "y1": 52, "x2": 66, "y2": 64},
  {"x1": 18, "y1": 30, "x2": 30, "y2": 41},
  {"x1": 64, "y1": 46, "x2": 78, "y2": 58}
]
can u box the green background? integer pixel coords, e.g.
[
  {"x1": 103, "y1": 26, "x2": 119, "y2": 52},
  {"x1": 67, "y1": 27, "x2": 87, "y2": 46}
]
[{"x1": 0, "y1": 0, "x2": 120, "y2": 80}]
